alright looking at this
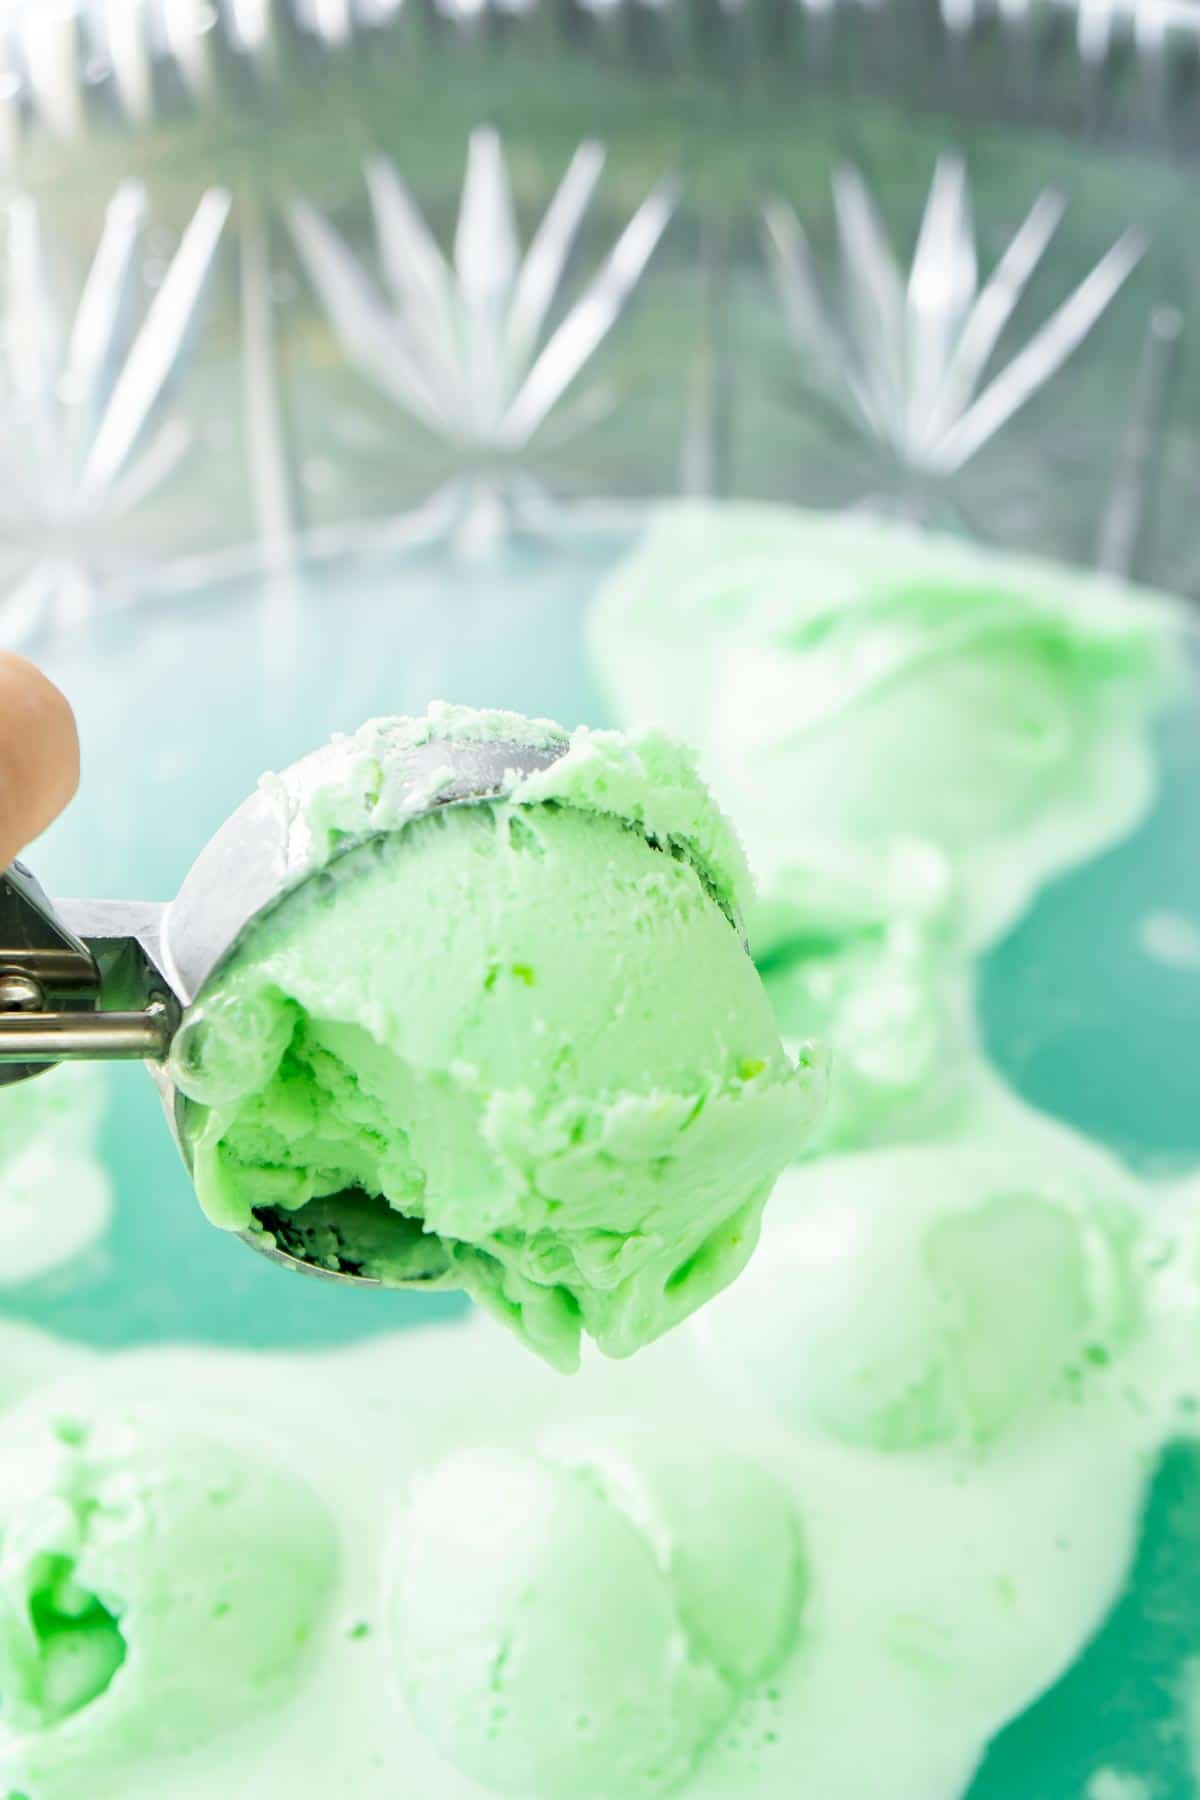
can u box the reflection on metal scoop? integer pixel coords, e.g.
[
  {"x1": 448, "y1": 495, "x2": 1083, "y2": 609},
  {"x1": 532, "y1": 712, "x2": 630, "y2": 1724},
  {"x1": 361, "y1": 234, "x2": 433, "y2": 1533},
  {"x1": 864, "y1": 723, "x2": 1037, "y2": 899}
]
[{"x1": 0, "y1": 733, "x2": 566, "y2": 1284}]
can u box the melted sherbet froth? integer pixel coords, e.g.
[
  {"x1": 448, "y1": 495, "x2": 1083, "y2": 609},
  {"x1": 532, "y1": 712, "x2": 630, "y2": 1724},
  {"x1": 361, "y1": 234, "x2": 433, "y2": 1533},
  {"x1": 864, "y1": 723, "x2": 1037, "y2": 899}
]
[
  {"x1": 694, "y1": 1133, "x2": 1142, "y2": 1452},
  {"x1": 750, "y1": 840, "x2": 971, "y2": 1148},
  {"x1": 0, "y1": 1066, "x2": 111, "y2": 1286},
  {"x1": 173, "y1": 707, "x2": 824, "y2": 1370}
]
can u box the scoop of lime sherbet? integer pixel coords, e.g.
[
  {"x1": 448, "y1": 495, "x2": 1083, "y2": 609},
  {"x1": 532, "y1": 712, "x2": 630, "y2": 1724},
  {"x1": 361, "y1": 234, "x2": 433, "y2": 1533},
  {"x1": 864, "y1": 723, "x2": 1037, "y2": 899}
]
[
  {"x1": 752, "y1": 840, "x2": 971, "y2": 1149},
  {"x1": 693, "y1": 1146, "x2": 1143, "y2": 1451},
  {"x1": 0, "y1": 1407, "x2": 337, "y2": 1792},
  {"x1": 540, "y1": 1428, "x2": 805, "y2": 1689},
  {"x1": 590, "y1": 502, "x2": 1181, "y2": 946},
  {"x1": 173, "y1": 705, "x2": 825, "y2": 1371},
  {"x1": 386, "y1": 1436, "x2": 803, "y2": 1797}
]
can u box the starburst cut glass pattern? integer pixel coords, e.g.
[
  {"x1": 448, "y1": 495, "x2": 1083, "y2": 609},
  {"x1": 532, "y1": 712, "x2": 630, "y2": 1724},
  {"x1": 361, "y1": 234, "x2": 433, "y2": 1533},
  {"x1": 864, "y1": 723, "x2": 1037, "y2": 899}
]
[
  {"x1": 0, "y1": 181, "x2": 232, "y2": 637},
  {"x1": 288, "y1": 129, "x2": 680, "y2": 540},
  {"x1": 762, "y1": 154, "x2": 1147, "y2": 494}
]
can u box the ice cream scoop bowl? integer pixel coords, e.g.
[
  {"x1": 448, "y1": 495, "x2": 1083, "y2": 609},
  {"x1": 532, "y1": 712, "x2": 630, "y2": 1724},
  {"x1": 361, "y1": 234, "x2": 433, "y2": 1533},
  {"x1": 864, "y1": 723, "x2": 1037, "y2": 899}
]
[{"x1": 0, "y1": 733, "x2": 568, "y2": 1286}]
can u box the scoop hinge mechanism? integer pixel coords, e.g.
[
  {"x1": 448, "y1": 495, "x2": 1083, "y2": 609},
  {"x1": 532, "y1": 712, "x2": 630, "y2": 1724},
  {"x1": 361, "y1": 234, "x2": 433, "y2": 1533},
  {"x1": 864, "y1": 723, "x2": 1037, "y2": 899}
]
[{"x1": 0, "y1": 864, "x2": 175, "y2": 1085}]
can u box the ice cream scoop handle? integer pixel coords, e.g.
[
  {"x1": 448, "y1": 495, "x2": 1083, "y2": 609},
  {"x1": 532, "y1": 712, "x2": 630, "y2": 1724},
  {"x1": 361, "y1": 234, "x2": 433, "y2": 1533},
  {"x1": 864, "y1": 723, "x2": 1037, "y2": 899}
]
[{"x1": 0, "y1": 1000, "x2": 174, "y2": 1062}]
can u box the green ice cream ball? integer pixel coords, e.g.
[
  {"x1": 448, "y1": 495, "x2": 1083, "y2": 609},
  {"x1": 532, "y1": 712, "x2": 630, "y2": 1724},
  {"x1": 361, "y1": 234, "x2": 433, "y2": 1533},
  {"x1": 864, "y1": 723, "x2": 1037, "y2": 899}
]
[
  {"x1": 540, "y1": 1429, "x2": 805, "y2": 1688},
  {"x1": 0, "y1": 1409, "x2": 337, "y2": 1791},
  {"x1": 175, "y1": 711, "x2": 824, "y2": 1371},
  {"x1": 387, "y1": 1438, "x2": 802, "y2": 1798},
  {"x1": 693, "y1": 1149, "x2": 1143, "y2": 1452},
  {"x1": 591, "y1": 503, "x2": 1182, "y2": 946}
]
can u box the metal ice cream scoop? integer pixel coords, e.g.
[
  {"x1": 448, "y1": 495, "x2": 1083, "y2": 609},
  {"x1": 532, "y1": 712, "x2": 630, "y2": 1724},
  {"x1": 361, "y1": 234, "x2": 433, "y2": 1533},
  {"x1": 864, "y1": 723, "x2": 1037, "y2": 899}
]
[{"x1": 0, "y1": 732, "x2": 566, "y2": 1283}]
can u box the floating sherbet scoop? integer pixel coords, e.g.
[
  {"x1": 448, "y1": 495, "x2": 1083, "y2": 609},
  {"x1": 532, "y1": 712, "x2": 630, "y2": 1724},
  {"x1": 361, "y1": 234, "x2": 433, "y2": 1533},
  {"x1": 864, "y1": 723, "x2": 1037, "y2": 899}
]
[{"x1": 0, "y1": 709, "x2": 821, "y2": 1365}]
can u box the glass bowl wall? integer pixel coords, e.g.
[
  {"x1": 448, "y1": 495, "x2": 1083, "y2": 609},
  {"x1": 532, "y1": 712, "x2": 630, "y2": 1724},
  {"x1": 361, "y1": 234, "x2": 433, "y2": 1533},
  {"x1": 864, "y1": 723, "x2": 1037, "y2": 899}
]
[{"x1": 1, "y1": 0, "x2": 1199, "y2": 618}]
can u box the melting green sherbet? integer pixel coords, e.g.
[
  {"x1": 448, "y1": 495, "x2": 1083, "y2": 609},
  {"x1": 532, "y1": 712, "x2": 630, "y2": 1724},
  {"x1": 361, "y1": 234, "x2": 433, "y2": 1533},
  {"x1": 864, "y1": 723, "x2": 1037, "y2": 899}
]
[
  {"x1": 751, "y1": 840, "x2": 971, "y2": 1149},
  {"x1": 173, "y1": 707, "x2": 824, "y2": 1372},
  {"x1": 590, "y1": 502, "x2": 1182, "y2": 946},
  {"x1": 694, "y1": 1145, "x2": 1142, "y2": 1451},
  {"x1": 387, "y1": 1437, "x2": 803, "y2": 1798},
  {"x1": 0, "y1": 1065, "x2": 112, "y2": 1286},
  {"x1": 0, "y1": 1409, "x2": 337, "y2": 1792}
]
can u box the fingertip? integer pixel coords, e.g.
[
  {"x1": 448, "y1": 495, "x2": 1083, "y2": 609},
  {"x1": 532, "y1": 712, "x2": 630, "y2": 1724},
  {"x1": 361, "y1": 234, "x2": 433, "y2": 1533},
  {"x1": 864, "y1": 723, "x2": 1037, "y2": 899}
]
[{"x1": 0, "y1": 652, "x2": 80, "y2": 868}]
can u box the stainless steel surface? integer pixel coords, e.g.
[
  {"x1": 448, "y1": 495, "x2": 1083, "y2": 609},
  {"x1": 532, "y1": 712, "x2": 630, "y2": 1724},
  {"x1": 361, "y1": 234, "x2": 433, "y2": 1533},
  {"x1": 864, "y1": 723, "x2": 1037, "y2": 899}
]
[
  {"x1": 0, "y1": 861, "x2": 103, "y2": 1084},
  {"x1": 0, "y1": 971, "x2": 45, "y2": 1010},
  {"x1": 0, "y1": 998, "x2": 174, "y2": 1062},
  {"x1": 0, "y1": 863, "x2": 99, "y2": 1001},
  {"x1": 0, "y1": 869, "x2": 176, "y2": 1080},
  {"x1": 243, "y1": 1200, "x2": 387, "y2": 1290}
]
